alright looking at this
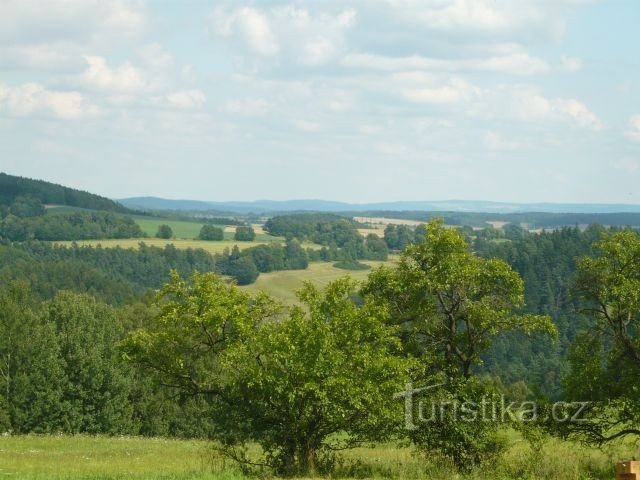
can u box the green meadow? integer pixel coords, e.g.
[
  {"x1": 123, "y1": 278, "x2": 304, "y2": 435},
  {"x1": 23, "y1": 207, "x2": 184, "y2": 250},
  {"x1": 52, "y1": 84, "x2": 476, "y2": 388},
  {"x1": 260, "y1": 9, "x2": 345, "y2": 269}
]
[
  {"x1": 0, "y1": 432, "x2": 633, "y2": 480},
  {"x1": 241, "y1": 259, "x2": 392, "y2": 303}
]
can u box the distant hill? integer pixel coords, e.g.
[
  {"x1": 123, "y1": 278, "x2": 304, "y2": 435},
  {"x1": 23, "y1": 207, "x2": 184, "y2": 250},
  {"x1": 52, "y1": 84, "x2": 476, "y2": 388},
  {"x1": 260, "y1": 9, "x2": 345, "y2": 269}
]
[
  {"x1": 119, "y1": 196, "x2": 640, "y2": 215},
  {"x1": 0, "y1": 172, "x2": 131, "y2": 213}
]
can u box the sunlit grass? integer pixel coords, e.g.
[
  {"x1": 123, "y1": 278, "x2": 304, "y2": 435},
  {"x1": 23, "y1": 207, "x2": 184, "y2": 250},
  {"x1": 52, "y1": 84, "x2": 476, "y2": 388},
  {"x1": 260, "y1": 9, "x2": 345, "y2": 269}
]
[{"x1": 0, "y1": 432, "x2": 634, "y2": 480}]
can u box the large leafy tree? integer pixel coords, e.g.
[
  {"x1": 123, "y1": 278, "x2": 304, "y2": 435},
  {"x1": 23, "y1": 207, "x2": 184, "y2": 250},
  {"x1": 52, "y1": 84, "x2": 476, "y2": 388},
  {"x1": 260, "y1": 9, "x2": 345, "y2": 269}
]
[
  {"x1": 219, "y1": 278, "x2": 408, "y2": 475},
  {"x1": 362, "y1": 219, "x2": 555, "y2": 468},
  {"x1": 363, "y1": 219, "x2": 555, "y2": 379},
  {"x1": 562, "y1": 230, "x2": 640, "y2": 443},
  {"x1": 121, "y1": 273, "x2": 408, "y2": 475}
]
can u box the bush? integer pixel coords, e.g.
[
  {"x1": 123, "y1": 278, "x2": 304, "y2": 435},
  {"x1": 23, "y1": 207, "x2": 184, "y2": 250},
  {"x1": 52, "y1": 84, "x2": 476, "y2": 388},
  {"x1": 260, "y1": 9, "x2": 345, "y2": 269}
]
[
  {"x1": 198, "y1": 224, "x2": 224, "y2": 241},
  {"x1": 334, "y1": 260, "x2": 371, "y2": 270},
  {"x1": 155, "y1": 224, "x2": 173, "y2": 239},
  {"x1": 234, "y1": 226, "x2": 255, "y2": 241}
]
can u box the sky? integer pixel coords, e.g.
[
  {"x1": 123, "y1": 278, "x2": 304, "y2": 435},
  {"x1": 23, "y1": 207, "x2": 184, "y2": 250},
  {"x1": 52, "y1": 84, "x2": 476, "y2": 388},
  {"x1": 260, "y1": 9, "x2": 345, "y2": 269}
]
[{"x1": 0, "y1": 0, "x2": 639, "y2": 204}]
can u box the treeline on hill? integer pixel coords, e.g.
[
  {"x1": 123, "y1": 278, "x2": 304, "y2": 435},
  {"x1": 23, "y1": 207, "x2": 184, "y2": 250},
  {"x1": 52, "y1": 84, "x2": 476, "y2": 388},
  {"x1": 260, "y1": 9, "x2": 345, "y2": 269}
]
[
  {"x1": 0, "y1": 209, "x2": 144, "y2": 241},
  {"x1": 0, "y1": 172, "x2": 131, "y2": 213},
  {"x1": 352, "y1": 209, "x2": 640, "y2": 229},
  {"x1": 264, "y1": 213, "x2": 388, "y2": 264},
  {"x1": 0, "y1": 238, "x2": 315, "y2": 300}
]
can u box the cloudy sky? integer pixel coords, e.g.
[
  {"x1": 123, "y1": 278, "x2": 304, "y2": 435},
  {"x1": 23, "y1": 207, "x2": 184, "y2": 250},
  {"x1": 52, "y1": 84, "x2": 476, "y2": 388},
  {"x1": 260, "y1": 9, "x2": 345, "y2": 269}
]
[{"x1": 1, "y1": 0, "x2": 639, "y2": 203}]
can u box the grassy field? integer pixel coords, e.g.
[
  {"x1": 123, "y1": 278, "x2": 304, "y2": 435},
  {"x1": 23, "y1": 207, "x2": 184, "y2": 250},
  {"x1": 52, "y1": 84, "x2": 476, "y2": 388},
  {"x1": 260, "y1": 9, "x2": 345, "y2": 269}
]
[
  {"x1": 241, "y1": 259, "x2": 391, "y2": 303},
  {"x1": 0, "y1": 433, "x2": 633, "y2": 480},
  {"x1": 54, "y1": 238, "x2": 284, "y2": 255},
  {"x1": 129, "y1": 215, "x2": 275, "y2": 241},
  {"x1": 45, "y1": 206, "x2": 273, "y2": 241}
]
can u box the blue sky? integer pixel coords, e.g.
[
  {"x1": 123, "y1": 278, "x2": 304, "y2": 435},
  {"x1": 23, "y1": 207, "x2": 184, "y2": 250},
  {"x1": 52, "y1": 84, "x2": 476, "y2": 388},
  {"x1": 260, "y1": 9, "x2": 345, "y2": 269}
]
[{"x1": 0, "y1": 0, "x2": 639, "y2": 203}]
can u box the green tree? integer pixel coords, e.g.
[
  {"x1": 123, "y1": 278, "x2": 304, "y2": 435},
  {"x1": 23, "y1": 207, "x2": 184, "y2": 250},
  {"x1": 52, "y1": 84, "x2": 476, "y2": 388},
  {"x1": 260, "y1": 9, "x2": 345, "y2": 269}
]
[
  {"x1": 155, "y1": 224, "x2": 173, "y2": 239},
  {"x1": 234, "y1": 226, "x2": 255, "y2": 241},
  {"x1": 562, "y1": 230, "x2": 640, "y2": 444},
  {"x1": 362, "y1": 219, "x2": 555, "y2": 468},
  {"x1": 198, "y1": 224, "x2": 224, "y2": 241},
  {"x1": 9, "y1": 195, "x2": 45, "y2": 218},
  {"x1": 0, "y1": 282, "x2": 64, "y2": 433},
  {"x1": 46, "y1": 291, "x2": 134, "y2": 434},
  {"x1": 227, "y1": 255, "x2": 259, "y2": 285},
  {"x1": 284, "y1": 239, "x2": 308, "y2": 270},
  {"x1": 121, "y1": 273, "x2": 408, "y2": 475}
]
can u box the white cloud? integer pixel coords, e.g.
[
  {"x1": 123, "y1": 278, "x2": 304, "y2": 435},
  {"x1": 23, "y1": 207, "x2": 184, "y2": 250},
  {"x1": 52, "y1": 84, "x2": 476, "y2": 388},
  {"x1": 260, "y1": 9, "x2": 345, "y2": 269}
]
[
  {"x1": 0, "y1": 1, "x2": 146, "y2": 43},
  {"x1": 391, "y1": 72, "x2": 479, "y2": 105},
  {"x1": 212, "y1": 7, "x2": 279, "y2": 56},
  {"x1": 0, "y1": 82, "x2": 99, "y2": 119},
  {"x1": 385, "y1": 0, "x2": 542, "y2": 34},
  {"x1": 166, "y1": 90, "x2": 206, "y2": 109},
  {"x1": 138, "y1": 43, "x2": 174, "y2": 69},
  {"x1": 210, "y1": 6, "x2": 356, "y2": 65},
  {"x1": 554, "y1": 99, "x2": 602, "y2": 130},
  {"x1": 0, "y1": 43, "x2": 82, "y2": 72},
  {"x1": 479, "y1": 85, "x2": 603, "y2": 130},
  {"x1": 627, "y1": 115, "x2": 640, "y2": 142},
  {"x1": 560, "y1": 55, "x2": 582, "y2": 72},
  {"x1": 79, "y1": 55, "x2": 145, "y2": 93},
  {"x1": 342, "y1": 51, "x2": 549, "y2": 76}
]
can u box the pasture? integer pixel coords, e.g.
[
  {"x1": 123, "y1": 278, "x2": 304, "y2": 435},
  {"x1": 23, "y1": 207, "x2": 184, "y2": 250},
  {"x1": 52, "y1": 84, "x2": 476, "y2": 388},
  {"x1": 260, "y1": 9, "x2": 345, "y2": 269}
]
[
  {"x1": 241, "y1": 259, "x2": 392, "y2": 303},
  {"x1": 53, "y1": 238, "x2": 282, "y2": 255},
  {"x1": 0, "y1": 433, "x2": 632, "y2": 480}
]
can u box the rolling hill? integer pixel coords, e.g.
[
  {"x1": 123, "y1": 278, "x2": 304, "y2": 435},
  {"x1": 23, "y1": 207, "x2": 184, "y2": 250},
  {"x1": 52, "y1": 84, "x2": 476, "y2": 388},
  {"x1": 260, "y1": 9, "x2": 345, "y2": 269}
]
[{"x1": 0, "y1": 172, "x2": 132, "y2": 213}]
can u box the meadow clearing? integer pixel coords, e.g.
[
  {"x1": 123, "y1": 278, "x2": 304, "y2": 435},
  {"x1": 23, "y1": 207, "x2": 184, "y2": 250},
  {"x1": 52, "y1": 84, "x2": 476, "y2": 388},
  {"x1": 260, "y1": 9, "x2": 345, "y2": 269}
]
[
  {"x1": 241, "y1": 259, "x2": 393, "y2": 303},
  {"x1": 0, "y1": 432, "x2": 633, "y2": 480},
  {"x1": 55, "y1": 238, "x2": 283, "y2": 255}
]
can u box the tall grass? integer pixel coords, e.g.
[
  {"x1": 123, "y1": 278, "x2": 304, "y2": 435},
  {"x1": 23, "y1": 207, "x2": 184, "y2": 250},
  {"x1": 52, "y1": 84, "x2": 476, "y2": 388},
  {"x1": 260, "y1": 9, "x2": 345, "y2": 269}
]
[{"x1": 1, "y1": 433, "x2": 635, "y2": 480}]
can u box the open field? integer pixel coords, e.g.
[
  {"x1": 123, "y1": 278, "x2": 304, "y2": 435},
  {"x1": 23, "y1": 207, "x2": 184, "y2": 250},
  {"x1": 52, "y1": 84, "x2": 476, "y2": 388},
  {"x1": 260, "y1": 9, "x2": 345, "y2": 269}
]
[
  {"x1": 54, "y1": 238, "x2": 279, "y2": 255},
  {"x1": 0, "y1": 433, "x2": 633, "y2": 480},
  {"x1": 129, "y1": 216, "x2": 272, "y2": 241},
  {"x1": 241, "y1": 259, "x2": 392, "y2": 303},
  {"x1": 53, "y1": 238, "x2": 321, "y2": 255},
  {"x1": 354, "y1": 216, "x2": 425, "y2": 227},
  {"x1": 45, "y1": 206, "x2": 271, "y2": 240}
]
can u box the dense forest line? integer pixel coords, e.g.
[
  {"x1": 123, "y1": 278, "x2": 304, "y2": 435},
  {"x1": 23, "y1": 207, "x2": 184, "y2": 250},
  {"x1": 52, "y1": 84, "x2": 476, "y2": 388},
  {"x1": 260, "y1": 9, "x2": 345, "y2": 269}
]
[
  {"x1": 351, "y1": 209, "x2": 640, "y2": 229},
  {"x1": 0, "y1": 172, "x2": 132, "y2": 213}
]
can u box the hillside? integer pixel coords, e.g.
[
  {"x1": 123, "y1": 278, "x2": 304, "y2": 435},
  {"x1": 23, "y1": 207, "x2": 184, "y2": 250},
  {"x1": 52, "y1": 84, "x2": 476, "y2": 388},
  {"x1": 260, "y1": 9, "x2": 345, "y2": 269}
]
[
  {"x1": 0, "y1": 172, "x2": 131, "y2": 213},
  {"x1": 119, "y1": 196, "x2": 640, "y2": 215}
]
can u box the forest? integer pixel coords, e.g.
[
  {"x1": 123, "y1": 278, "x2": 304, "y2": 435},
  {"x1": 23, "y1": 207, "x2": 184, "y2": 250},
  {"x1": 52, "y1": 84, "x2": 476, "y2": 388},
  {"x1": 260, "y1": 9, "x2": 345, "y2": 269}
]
[
  {"x1": 2, "y1": 215, "x2": 639, "y2": 478},
  {"x1": 1, "y1": 174, "x2": 640, "y2": 479}
]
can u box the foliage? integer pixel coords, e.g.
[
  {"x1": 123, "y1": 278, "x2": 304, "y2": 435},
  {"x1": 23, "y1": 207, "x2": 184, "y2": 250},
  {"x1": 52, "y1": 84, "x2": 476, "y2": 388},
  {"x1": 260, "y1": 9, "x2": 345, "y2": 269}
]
[
  {"x1": 198, "y1": 224, "x2": 224, "y2": 241},
  {"x1": 0, "y1": 172, "x2": 131, "y2": 213},
  {"x1": 0, "y1": 211, "x2": 144, "y2": 241},
  {"x1": 9, "y1": 195, "x2": 45, "y2": 218},
  {"x1": 384, "y1": 224, "x2": 414, "y2": 251},
  {"x1": 560, "y1": 230, "x2": 640, "y2": 444},
  {"x1": 156, "y1": 224, "x2": 173, "y2": 239},
  {"x1": 333, "y1": 260, "x2": 371, "y2": 270},
  {"x1": 121, "y1": 274, "x2": 409, "y2": 475},
  {"x1": 234, "y1": 226, "x2": 255, "y2": 241},
  {"x1": 362, "y1": 219, "x2": 556, "y2": 469}
]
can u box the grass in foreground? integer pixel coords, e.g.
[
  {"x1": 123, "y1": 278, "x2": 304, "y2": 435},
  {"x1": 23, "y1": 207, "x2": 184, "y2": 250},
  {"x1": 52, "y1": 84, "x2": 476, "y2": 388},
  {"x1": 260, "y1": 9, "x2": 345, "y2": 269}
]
[{"x1": 0, "y1": 433, "x2": 634, "y2": 480}]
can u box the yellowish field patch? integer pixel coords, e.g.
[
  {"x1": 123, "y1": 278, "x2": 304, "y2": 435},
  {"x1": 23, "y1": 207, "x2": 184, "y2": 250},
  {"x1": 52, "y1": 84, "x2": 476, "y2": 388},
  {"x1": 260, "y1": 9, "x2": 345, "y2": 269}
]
[
  {"x1": 358, "y1": 227, "x2": 387, "y2": 237},
  {"x1": 241, "y1": 259, "x2": 392, "y2": 303},
  {"x1": 54, "y1": 238, "x2": 275, "y2": 254},
  {"x1": 354, "y1": 216, "x2": 424, "y2": 227},
  {"x1": 224, "y1": 224, "x2": 267, "y2": 234},
  {"x1": 486, "y1": 220, "x2": 508, "y2": 229}
]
